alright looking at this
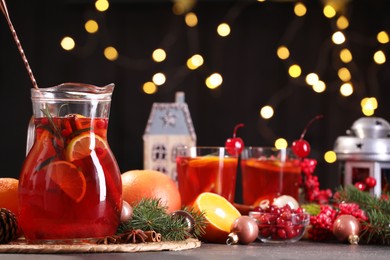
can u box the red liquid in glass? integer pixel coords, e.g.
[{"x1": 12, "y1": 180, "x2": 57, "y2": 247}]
[
  {"x1": 176, "y1": 156, "x2": 238, "y2": 206},
  {"x1": 19, "y1": 116, "x2": 122, "y2": 241},
  {"x1": 241, "y1": 159, "x2": 301, "y2": 205}
]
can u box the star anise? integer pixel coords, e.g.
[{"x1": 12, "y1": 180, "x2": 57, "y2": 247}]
[
  {"x1": 96, "y1": 235, "x2": 122, "y2": 245},
  {"x1": 119, "y1": 229, "x2": 148, "y2": 244}
]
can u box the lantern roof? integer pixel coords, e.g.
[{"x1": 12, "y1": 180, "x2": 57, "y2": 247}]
[{"x1": 334, "y1": 117, "x2": 390, "y2": 161}]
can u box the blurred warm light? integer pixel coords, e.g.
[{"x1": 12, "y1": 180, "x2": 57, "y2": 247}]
[
  {"x1": 361, "y1": 97, "x2": 378, "y2": 110},
  {"x1": 337, "y1": 16, "x2": 349, "y2": 30},
  {"x1": 185, "y1": 12, "x2": 198, "y2": 27},
  {"x1": 152, "y1": 72, "x2": 166, "y2": 86},
  {"x1": 260, "y1": 105, "x2": 274, "y2": 119},
  {"x1": 312, "y1": 80, "x2": 326, "y2": 93},
  {"x1": 172, "y1": 0, "x2": 196, "y2": 15},
  {"x1": 95, "y1": 0, "x2": 109, "y2": 12},
  {"x1": 277, "y1": 46, "x2": 290, "y2": 60},
  {"x1": 257, "y1": 0, "x2": 266, "y2": 2},
  {"x1": 323, "y1": 5, "x2": 336, "y2": 18},
  {"x1": 340, "y1": 48, "x2": 352, "y2": 63},
  {"x1": 373, "y1": 50, "x2": 386, "y2": 64},
  {"x1": 187, "y1": 54, "x2": 204, "y2": 70},
  {"x1": 338, "y1": 67, "x2": 351, "y2": 82},
  {"x1": 332, "y1": 31, "x2": 346, "y2": 45},
  {"x1": 288, "y1": 64, "x2": 302, "y2": 78},
  {"x1": 275, "y1": 138, "x2": 288, "y2": 149},
  {"x1": 85, "y1": 20, "x2": 99, "y2": 34},
  {"x1": 340, "y1": 82, "x2": 353, "y2": 96},
  {"x1": 143, "y1": 81, "x2": 157, "y2": 94},
  {"x1": 305, "y1": 73, "x2": 319, "y2": 85},
  {"x1": 377, "y1": 31, "x2": 389, "y2": 44},
  {"x1": 152, "y1": 48, "x2": 166, "y2": 62},
  {"x1": 206, "y1": 73, "x2": 223, "y2": 89},
  {"x1": 294, "y1": 2, "x2": 307, "y2": 17},
  {"x1": 104, "y1": 46, "x2": 118, "y2": 61},
  {"x1": 362, "y1": 107, "x2": 374, "y2": 116},
  {"x1": 217, "y1": 23, "x2": 231, "y2": 37},
  {"x1": 324, "y1": 151, "x2": 337, "y2": 163},
  {"x1": 61, "y1": 37, "x2": 75, "y2": 51}
]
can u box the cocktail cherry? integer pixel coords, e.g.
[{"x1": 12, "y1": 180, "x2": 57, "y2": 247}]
[
  {"x1": 292, "y1": 115, "x2": 323, "y2": 158},
  {"x1": 225, "y1": 123, "x2": 245, "y2": 156}
]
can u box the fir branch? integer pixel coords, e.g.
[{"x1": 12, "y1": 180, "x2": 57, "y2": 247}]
[
  {"x1": 116, "y1": 198, "x2": 205, "y2": 241},
  {"x1": 361, "y1": 209, "x2": 390, "y2": 245},
  {"x1": 337, "y1": 185, "x2": 390, "y2": 214},
  {"x1": 183, "y1": 206, "x2": 206, "y2": 239}
]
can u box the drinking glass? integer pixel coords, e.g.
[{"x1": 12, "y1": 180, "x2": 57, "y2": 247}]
[
  {"x1": 176, "y1": 146, "x2": 238, "y2": 206},
  {"x1": 240, "y1": 147, "x2": 301, "y2": 206}
]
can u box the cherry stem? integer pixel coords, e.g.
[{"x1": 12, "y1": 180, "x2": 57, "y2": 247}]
[
  {"x1": 233, "y1": 123, "x2": 244, "y2": 138},
  {"x1": 299, "y1": 115, "x2": 323, "y2": 140}
]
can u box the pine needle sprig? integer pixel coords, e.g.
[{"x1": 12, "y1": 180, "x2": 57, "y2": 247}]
[
  {"x1": 361, "y1": 209, "x2": 390, "y2": 245},
  {"x1": 337, "y1": 185, "x2": 390, "y2": 214},
  {"x1": 183, "y1": 206, "x2": 206, "y2": 239},
  {"x1": 116, "y1": 198, "x2": 206, "y2": 241}
]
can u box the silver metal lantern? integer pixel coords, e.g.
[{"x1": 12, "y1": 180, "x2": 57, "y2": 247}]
[{"x1": 333, "y1": 117, "x2": 390, "y2": 196}]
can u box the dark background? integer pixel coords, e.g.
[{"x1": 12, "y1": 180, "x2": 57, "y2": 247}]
[{"x1": 1, "y1": 0, "x2": 390, "y2": 192}]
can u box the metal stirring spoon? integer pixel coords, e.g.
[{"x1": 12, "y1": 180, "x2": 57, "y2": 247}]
[{"x1": 0, "y1": 0, "x2": 39, "y2": 89}]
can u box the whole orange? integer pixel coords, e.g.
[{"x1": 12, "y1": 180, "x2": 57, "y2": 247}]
[
  {"x1": 121, "y1": 170, "x2": 181, "y2": 213},
  {"x1": 0, "y1": 178, "x2": 19, "y2": 216}
]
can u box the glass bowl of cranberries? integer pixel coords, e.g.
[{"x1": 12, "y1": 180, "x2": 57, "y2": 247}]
[{"x1": 249, "y1": 205, "x2": 310, "y2": 243}]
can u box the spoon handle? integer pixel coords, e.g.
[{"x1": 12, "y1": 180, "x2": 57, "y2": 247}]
[{"x1": 0, "y1": 0, "x2": 39, "y2": 89}]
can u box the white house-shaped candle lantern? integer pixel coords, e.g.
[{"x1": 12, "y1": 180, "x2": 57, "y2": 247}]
[
  {"x1": 143, "y1": 92, "x2": 196, "y2": 181},
  {"x1": 334, "y1": 117, "x2": 390, "y2": 197}
]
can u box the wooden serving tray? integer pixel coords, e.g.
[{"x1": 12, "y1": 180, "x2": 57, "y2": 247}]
[{"x1": 0, "y1": 238, "x2": 201, "y2": 254}]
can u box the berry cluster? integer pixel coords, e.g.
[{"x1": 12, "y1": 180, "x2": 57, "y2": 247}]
[
  {"x1": 251, "y1": 204, "x2": 309, "y2": 242},
  {"x1": 300, "y1": 159, "x2": 332, "y2": 204},
  {"x1": 308, "y1": 202, "x2": 368, "y2": 241},
  {"x1": 354, "y1": 176, "x2": 377, "y2": 191}
]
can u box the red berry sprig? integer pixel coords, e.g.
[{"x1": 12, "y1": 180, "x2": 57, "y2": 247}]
[
  {"x1": 292, "y1": 115, "x2": 323, "y2": 158},
  {"x1": 225, "y1": 123, "x2": 244, "y2": 156},
  {"x1": 354, "y1": 176, "x2": 377, "y2": 192},
  {"x1": 308, "y1": 202, "x2": 368, "y2": 242}
]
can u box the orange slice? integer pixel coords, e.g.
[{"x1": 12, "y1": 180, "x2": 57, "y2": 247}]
[
  {"x1": 47, "y1": 161, "x2": 86, "y2": 203},
  {"x1": 66, "y1": 134, "x2": 108, "y2": 161},
  {"x1": 193, "y1": 192, "x2": 241, "y2": 243}
]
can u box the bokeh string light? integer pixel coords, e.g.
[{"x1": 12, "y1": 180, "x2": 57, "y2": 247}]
[{"x1": 61, "y1": 0, "x2": 389, "y2": 166}]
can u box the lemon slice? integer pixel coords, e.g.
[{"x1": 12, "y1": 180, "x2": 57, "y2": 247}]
[
  {"x1": 47, "y1": 161, "x2": 86, "y2": 203},
  {"x1": 66, "y1": 134, "x2": 108, "y2": 162}
]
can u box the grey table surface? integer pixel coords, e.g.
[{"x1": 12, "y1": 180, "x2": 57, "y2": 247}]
[{"x1": 0, "y1": 241, "x2": 389, "y2": 260}]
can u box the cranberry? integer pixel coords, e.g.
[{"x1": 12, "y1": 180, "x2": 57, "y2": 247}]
[
  {"x1": 61, "y1": 129, "x2": 71, "y2": 138},
  {"x1": 365, "y1": 176, "x2": 377, "y2": 188},
  {"x1": 96, "y1": 119, "x2": 107, "y2": 129},
  {"x1": 277, "y1": 228, "x2": 287, "y2": 239},
  {"x1": 354, "y1": 182, "x2": 366, "y2": 191}
]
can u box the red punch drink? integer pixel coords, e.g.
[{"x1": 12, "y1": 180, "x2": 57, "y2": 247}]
[
  {"x1": 19, "y1": 83, "x2": 122, "y2": 243},
  {"x1": 176, "y1": 147, "x2": 238, "y2": 207},
  {"x1": 241, "y1": 147, "x2": 301, "y2": 206}
]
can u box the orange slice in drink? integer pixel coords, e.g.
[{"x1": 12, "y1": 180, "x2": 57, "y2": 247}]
[
  {"x1": 66, "y1": 134, "x2": 108, "y2": 161},
  {"x1": 193, "y1": 192, "x2": 241, "y2": 243},
  {"x1": 47, "y1": 161, "x2": 86, "y2": 203}
]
